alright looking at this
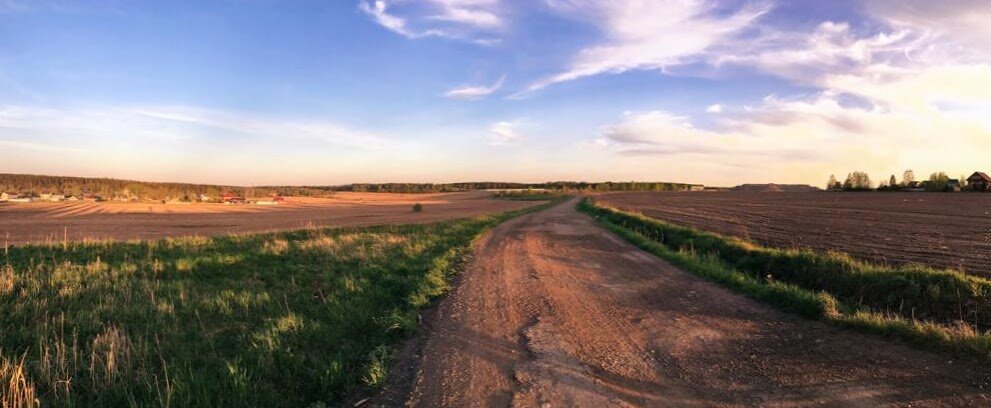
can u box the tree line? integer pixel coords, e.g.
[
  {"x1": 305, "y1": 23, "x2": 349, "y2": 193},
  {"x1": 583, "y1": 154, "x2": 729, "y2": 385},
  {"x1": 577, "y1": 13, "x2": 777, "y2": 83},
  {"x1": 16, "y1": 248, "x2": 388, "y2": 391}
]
[
  {"x1": 1, "y1": 173, "x2": 700, "y2": 201},
  {"x1": 826, "y1": 169, "x2": 967, "y2": 192}
]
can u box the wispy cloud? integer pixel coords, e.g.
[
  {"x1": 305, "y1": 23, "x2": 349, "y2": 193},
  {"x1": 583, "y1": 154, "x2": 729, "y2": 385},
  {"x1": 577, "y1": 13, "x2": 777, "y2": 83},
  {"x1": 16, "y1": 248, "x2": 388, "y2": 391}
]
[
  {"x1": 522, "y1": 0, "x2": 770, "y2": 93},
  {"x1": 0, "y1": 139, "x2": 85, "y2": 153},
  {"x1": 358, "y1": 0, "x2": 436, "y2": 39},
  {"x1": 444, "y1": 75, "x2": 505, "y2": 100},
  {"x1": 358, "y1": 0, "x2": 503, "y2": 44},
  {"x1": 488, "y1": 120, "x2": 523, "y2": 146},
  {"x1": 428, "y1": 0, "x2": 502, "y2": 28},
  {"x1": 0, "y1": 104, "x2": 390, "y2": 151},
  {"x1": 866, "y1": 0, "x2": 991, "y2": 58}
]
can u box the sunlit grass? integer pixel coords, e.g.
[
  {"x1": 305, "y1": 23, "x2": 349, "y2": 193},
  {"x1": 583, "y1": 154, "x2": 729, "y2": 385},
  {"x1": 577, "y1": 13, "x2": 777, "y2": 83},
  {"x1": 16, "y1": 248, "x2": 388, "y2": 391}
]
[{"x1": 0, "y1": 200, "x2": 560, "y2": 407}]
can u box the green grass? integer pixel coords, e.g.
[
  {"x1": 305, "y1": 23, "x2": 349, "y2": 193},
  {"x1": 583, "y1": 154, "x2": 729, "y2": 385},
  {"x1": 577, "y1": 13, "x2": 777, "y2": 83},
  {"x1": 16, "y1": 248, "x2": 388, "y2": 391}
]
[
  {"x1": 0, "y1": 200, "x2": 560, "y2": 407},
  {"x1": 578, "y1": 198, "x2": 991, "y2": 360}
]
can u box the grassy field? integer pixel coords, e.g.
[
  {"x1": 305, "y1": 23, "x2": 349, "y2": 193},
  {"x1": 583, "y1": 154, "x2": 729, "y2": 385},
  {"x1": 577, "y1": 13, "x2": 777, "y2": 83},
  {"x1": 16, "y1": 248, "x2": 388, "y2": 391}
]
[
  {"x1": 579, "y1": 199, "x2": 991, "y2": 361},
  {"x1": 0, "y1": 200, "x2": 559, "y2": 407}
]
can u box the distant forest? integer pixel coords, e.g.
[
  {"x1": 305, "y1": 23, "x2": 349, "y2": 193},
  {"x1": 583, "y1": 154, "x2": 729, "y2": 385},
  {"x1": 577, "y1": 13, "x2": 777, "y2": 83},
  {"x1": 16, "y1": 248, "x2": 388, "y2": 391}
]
[{"x1": 0, "y1": 173, "x2": 699, "y2": 201}]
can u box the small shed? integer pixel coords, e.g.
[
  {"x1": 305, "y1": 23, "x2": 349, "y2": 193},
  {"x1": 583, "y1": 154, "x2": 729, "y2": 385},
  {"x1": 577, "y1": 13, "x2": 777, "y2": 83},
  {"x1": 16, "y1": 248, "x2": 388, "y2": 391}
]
[{"x1": 967, "y1": 172, "x2": 991, "y2": 191}]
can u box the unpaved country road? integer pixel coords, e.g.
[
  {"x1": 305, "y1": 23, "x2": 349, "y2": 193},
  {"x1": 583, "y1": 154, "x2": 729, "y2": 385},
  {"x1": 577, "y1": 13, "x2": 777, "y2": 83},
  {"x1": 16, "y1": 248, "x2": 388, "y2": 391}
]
[{"x1": 377, "y1": 199, "x2": 990, "y2": 407}]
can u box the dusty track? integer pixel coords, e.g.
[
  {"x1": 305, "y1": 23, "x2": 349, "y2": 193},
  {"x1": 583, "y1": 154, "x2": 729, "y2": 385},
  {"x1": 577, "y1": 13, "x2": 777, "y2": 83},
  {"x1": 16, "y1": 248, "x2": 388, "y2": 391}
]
[
  {"x1": 380, "y1": 199, "x2": 989, "y2": 407},
  {"x1": 0, "y1": 191, "x2": 536, "y2": 245}
]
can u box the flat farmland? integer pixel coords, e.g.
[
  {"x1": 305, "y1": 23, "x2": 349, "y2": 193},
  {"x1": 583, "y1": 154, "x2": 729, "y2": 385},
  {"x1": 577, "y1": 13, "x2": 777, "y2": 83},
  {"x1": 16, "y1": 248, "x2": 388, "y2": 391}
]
[
  {"x1": 0, "y1": 191, "x2": 538, "y2": 245},
  {"x1": 594, "y1": 192, "x2": 991, "y2": 278}
]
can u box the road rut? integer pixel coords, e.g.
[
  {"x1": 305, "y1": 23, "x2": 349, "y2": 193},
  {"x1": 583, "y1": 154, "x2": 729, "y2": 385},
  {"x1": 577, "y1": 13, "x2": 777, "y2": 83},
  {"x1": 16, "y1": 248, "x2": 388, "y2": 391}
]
[{"x1": 382, "y1": 199, "x2": 990, "y2": 407}]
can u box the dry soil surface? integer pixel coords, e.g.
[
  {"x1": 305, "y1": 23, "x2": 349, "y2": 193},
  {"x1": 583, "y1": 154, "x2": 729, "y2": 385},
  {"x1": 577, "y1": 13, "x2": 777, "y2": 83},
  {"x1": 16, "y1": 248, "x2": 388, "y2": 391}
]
[
  {"x1": 595, "y1": 192, "x2": 991, "y2": 278},
  {"x1": 377, "y1": 199, "x2": 990, "y2": 407},
  {"x1": 0, "y1": 191, "x2": 536, "y2": 245}
]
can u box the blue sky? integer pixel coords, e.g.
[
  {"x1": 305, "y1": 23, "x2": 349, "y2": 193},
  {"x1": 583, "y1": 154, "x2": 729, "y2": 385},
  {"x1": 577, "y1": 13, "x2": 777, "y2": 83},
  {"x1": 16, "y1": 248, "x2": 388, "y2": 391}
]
[{"x1": 2, "y1": 0, "x2": 990, "y2": 186}]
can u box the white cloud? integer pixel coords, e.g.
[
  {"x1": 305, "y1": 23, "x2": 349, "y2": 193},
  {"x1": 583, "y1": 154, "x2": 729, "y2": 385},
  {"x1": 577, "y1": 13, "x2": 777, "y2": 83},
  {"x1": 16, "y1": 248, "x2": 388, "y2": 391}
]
[
  {"x1": 706, "y1": 104, "x2": 723, "y2": 113},
  {"x1": 823, "y1": 63, "x2": 991, "y2": 113},
  {"x1": 866, "y1": 0, "x2": 991, "y2": 58},
  {"x1": 0, "y1": 105, "x2": 389, "y2": 151},
  {"x1": 593, "y1": 89, "x2": 991, "y2": 185},
  {"x1": 524, "y1": 0, "x2": 769, "y2": 92},
  {"x1": 713, "y1": 21, "x2": 922, "y2": 84},
  {"x1": 358, "y1": 0, "x2": 437, "y2": 39},
  {"x1": 358, "y1": 0, "x2": 502, "y2": 43},
  {"x1": 428, "y1": 0, "x2": 502, "y2": 28},
  {"x1": 444, "y1": 75, "x2": 505, "y2": 100},
  {"x1": 488, "y1": 120, "x2": 523, "y2": 146}
]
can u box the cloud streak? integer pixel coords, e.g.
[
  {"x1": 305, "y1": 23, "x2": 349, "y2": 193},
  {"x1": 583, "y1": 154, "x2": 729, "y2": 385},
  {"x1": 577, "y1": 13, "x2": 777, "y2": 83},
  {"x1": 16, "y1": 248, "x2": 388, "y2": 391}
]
[
  {"x1": 444, "y1": 75, "x2": 505, "y2": 100},
  {"x1": 488, "y1": 120, "x2": 523, "y2": 146},
  {"x1": 358, "y1": 0, "x2": 503, "y2": 44},
  {"x1": 523, "y1": 0, "x2": 770, "y2": 93}
]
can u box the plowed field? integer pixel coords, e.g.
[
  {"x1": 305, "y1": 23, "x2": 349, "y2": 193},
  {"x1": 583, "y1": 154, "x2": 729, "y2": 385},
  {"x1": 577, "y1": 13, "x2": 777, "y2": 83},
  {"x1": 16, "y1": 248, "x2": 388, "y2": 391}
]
[
  {"x1": 0, "y1": 191, "x2": 538, "y2": 245},
  {"x1": 594, "y1": 192, "x2": 991, "y2": 278}
]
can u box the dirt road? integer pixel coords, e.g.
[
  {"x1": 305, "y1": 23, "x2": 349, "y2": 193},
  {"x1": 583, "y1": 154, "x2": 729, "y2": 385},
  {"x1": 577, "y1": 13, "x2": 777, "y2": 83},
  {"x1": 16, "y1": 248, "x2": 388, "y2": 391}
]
[{"x1": 380, "y1": 199, "x2": 990, "y2": 407}]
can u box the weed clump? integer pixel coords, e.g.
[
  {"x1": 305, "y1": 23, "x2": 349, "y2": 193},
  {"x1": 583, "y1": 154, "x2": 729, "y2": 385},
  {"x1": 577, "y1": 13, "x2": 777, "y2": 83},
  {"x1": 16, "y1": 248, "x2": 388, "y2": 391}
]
[{"x1": 412, "y1": 203, "x2": 423, "y2": 212}]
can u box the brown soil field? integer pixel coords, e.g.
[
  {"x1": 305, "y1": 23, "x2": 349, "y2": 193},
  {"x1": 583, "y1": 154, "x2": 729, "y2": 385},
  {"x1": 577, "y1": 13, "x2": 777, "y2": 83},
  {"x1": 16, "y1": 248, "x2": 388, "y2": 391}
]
[
  {"x1": 372, "y1": 199, "x2": 990, "y2": 407},
  {"x1": 0, "y1": 191, "x2": 538, "y2": 245},
  {"x1": 593, "y1": 191, "x2": 991, "y2": 278}
]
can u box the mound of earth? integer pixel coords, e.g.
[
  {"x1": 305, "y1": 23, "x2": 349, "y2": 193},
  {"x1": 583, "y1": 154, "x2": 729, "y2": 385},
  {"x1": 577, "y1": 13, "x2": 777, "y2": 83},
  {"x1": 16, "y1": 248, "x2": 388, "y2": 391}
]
[{"x1": 731, "y1": 183, "x2": 821, "y2": 192}]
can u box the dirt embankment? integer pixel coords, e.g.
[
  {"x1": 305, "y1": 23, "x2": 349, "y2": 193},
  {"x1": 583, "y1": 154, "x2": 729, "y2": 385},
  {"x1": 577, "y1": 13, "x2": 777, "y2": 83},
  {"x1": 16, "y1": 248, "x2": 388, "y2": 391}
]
[
  {"x1": 596, "y1": 191, "x2": 991, "y2": 278},
  {"x1": 376, "y1": 199, "x2": 989, "y2": 407},
  {"x1": 0, "y1": 191, "x2": 537, "y2": 245}
]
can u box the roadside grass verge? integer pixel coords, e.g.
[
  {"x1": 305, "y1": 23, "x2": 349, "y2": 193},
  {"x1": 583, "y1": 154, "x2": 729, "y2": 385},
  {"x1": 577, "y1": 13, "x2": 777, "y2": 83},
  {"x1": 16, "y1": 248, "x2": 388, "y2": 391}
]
[
  {"x1": 491, "y1": 190, "x2": 565, "y2": 201},
  {"x1": 578, "y1": 198, "x2": 991, "y2": 360},
  {"x1": 0, "y1": 199, "x2": 562, "y2": 407}
]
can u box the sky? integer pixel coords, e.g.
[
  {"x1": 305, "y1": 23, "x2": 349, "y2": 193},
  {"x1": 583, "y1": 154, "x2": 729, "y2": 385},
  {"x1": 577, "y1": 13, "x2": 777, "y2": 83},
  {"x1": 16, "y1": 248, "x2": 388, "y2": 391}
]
[{"x1": 1, "y1": 0, "x2": 990, "y2": 187}]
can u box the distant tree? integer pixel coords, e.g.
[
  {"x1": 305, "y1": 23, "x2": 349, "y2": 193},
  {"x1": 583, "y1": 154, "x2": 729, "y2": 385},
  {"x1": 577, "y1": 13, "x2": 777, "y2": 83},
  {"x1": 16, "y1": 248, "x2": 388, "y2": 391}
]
[
  {"x1": 827, "y1": 174, "x2": 839, "y2": 190},
  {"x1": 902, "y1": 169, "x2": 915, "y2": 186},
  {"x1": 889, "y1": 175, "x2": 897, "y2": 188},
  {"x1": 926, "y1": 172, "x2": 950, "y2": 192},
  {"x1": 843, "y1": 171, "x2": 873, "y2": 191}
]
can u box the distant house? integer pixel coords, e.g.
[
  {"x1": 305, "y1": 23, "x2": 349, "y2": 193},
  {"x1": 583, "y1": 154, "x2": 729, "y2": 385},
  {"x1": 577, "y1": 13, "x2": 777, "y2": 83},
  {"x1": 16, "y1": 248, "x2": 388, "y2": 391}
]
[
  {"x1": 967, "y1": 172, "x2": 991, "y2": 192},
  {"x1": 198, "y1": 193, "x2": 212, "y2": 202},
  {"x1": 687, "y1": 185, "x2": 705, "y2": 192},
  {"x1": 39, "y1": 193, "x2": 63, "y2": 202},
  {"x1": 221, "y1": 192, "x2": 246, "y2": 204},
  {"x1": 0, "y1": 192, "x2": 8, "y2": 202}
]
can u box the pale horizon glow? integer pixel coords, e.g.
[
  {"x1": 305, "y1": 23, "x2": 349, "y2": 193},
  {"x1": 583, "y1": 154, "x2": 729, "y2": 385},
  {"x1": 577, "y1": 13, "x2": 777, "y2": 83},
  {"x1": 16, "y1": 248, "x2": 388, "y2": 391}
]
[{"x1": 2, "y1": 0, "x2": 990, "y2": 187}]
